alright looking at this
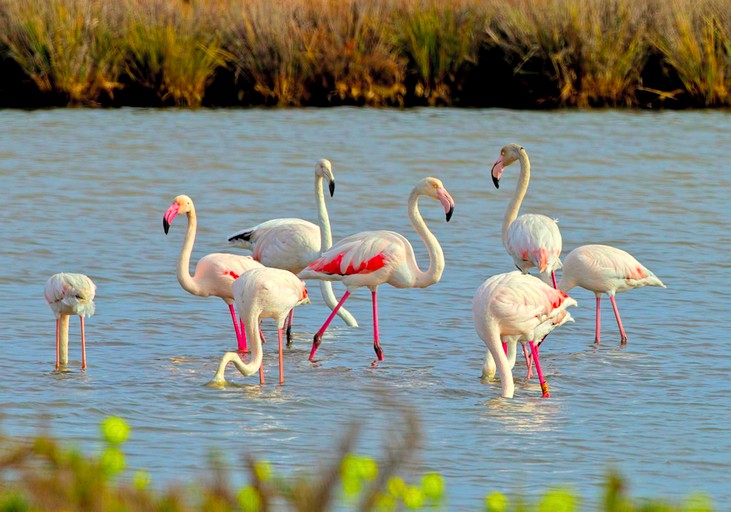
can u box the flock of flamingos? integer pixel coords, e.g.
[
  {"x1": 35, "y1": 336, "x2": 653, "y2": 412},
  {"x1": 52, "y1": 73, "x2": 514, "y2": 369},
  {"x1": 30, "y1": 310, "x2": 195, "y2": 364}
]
[{"x1": 44, "y1": 144, "x2": 665, "y2": 398}]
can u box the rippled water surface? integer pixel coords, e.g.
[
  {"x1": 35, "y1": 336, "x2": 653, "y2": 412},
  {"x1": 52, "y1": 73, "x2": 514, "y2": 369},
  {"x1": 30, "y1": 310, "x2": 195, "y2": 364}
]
[{"x1": 1, "y1": 108, "x2": 730, "y2": 509}]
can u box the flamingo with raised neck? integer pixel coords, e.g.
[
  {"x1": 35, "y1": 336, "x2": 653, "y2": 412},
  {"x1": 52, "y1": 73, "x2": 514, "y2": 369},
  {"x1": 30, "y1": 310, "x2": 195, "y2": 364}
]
[{"x1": 298, "y1": 177, "x2": 455, "y2": 364}]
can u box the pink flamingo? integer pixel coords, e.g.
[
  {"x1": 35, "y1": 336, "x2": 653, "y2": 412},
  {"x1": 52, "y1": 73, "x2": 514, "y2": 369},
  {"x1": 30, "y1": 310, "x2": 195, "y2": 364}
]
[
  {"x1": 163, "y1": 194, "x2": 264, "y2": 352},
  {"x1": 44, "y1": 272, "x2": 96, "y2": 370},
  {"x1": 473, "y1": 271, "x2": 577, "y2": 398},
  {"x1": 298, "y1": 177, "x2": 455, "y2": 363},
  {"x1": 558, "y1": 244, "x2": 665, "y2": 345},
  {"x1": 491, "y1": 144, "x2": 562, "y2": 288},
  {"x1": 228, "y1": 159, "x2": 358, "y2": 340},
  {"x1": 209, "y1": 268, "x2": 310, "y2": 386}
]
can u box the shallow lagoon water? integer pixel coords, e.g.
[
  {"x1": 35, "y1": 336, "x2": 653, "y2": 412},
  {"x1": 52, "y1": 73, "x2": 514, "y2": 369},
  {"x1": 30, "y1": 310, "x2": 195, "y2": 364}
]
[{"x1": 1, "y1": 108, "x2": 730, "y2": 509}]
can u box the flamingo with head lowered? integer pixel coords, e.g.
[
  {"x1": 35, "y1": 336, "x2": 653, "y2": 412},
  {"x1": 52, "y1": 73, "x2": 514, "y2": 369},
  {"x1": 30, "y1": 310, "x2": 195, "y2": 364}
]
[
  {"x1": 491, "y1": 144, "x2": 562, "y2": 288},
  {"x1": 298, "y1": 177, "x2": 455, "y2": 364},
  {"x1": 44, "y1": 272, "x2": 96, "y2": 370},
  {"x1": 210, "y1": 267, "x2": 310, "y2": 386},
  {"x1": 558, "y1": 244, "x2": 665, "y2": 345},
  {"x1": 228, "y1": 159, "x2": 358, "y2": 341},
  {"x1": 473, "y1": 271, "x2": 577, "y2": 398},
  {"x1": 163, "y1": 194, "x2": 264, "y2": 352}
]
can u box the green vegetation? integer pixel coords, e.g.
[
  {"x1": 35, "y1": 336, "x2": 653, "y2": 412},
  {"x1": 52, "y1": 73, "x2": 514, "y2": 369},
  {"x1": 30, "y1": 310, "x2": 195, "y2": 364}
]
[
  {"x1": 0, "y1": 0, "x2": 730, "y2": 108},
  {"x1": 0, "y1": 416, "x2": 716, "y2": 511}
]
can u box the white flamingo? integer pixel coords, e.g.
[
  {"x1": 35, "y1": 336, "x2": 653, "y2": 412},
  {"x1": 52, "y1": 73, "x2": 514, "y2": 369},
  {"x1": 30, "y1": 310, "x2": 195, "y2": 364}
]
[
  {"x1": 210, "y1": 267, "x2": 310, "y2": 386},
  {"x1": 298, "y1": 177, "x2": 455, "y2": 363},
  {"x1": 558, "y1": 244, "x2": 665, "y2": 344},
  {"x1": 473, "y1": 271, "x2": 576, "y2": 398},
  {"x1": 228, "y1": 159, "x2": 357, "y2": 340},
  {"x1": 491, "y1": 144, "x2": 562, "y2": 288},
  {"x1": 44, "y1": 272, "x2": 96, "y2": 370},
  {"x1": 163, "y1": 194, "x2": 264, "y2": 352}
]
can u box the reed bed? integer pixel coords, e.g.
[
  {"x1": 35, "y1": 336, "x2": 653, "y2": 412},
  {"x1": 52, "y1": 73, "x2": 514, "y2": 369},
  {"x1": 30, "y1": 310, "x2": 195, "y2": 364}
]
[{"x1": 0, "y1": 0, "x2": 729, "y2": 107}]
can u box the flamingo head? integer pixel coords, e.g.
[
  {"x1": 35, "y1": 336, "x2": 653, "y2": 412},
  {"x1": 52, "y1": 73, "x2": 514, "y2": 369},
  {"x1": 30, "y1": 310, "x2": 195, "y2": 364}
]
[
  {"x1": 316, "y1": 159, "x2": 336, "y2": 197},
  {"x1": 163, "y1": 194, "x2": 194, "y2": 234},
  {"x1": 418, "y1": 177, "x2": 455, "y2": 222},
  {"x1": 297, "y1": 281, "x2": 311, "y2": 306},
  {"x1": 491, "y1": 143, "x2": 525, "y2": 189}
]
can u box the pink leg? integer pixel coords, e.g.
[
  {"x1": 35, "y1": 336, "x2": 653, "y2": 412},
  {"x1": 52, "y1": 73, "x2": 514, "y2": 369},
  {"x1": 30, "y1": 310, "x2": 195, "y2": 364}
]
[
  {"x1": 278, "y1": 327, "x2": 284, "y2": 385},
  {"x1": 609, "y1": 295, "x2": 628, "y2": 344},
  {"x1": 229, "y1": 304, "x2": 248, "y2": 352},
  {"x1": 310, "y1": 290, "x2": 351, "y2": 361},
  {"x1": 259, "y1": 363, "x2": 265, "y2": 385},
  {"x1": 595, "y1": 296, "x2": 602, "y2": 344},
  {"x1": 372, "y1": 289, "x2": 384, "y2": 362},
  {"x1": 55, "y1": 318, "x2": 60, "y2": 370},
  {"x1": 529, "y1": 340, "x2": 550, "y2": 398},
  {"x1": 238, "y1": 319, "x2": 250, "y2": 352},
  {"x1": 80, "y1": 317, "x2": 87, "y2": 370},
  {"x1": 502, "y1": 342, "x2": 508, "y2": 355},
  {"x1": 522, "y1": 344, "x2": 533, "y2": 380},
  {"x1": 551, "y1": 271, "x2": 558, "y2": 289},
  {"x1": 286, "y1": 308, "x2": 295, "y2": 345}
]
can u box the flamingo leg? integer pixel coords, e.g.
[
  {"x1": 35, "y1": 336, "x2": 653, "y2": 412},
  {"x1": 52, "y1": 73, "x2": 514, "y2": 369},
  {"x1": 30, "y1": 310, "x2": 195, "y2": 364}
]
[
  {"x1": 286, "y1": 309, "x2": 295, "y2": 346},
  {"x1": 595, "y1": 296, "x2": 602, "y2": 344},
  {"x1": 371, "y1": 289, "x2": 384, "y2": 362},
  {"x1": 522, "y1": 344, "x2": 533, "y2": 380},
  {"x1": 502, "y1": 342, "x2": 508, "y2": 355},
  {"x1": 80, "y1": 317, "x2": 87, "y2": 370},
  {"x1": 55, "y1": 318, "x2": 60, "y2": 371},
  {"x1": 259, "y1": 328, "x2": 267, "y2": 345},
  {"x1": 529, "y1": 340, "x2": 550, "y2": 398},
  {"x1": 229, "y1": 304, "x2": 248, "y2": 353},
  {"x1": 238, "y1": 319, "x2": 249, "y2": 352},
  {"x1": 278, "y1": 327, "x2": 284, "y2": 385},
  {"x1": 609, "y1": 295, "x2": 628, "y2": 344},
  {"x1": 551, "y1": 271, "x2": 558, "y2": 289},
  {"x1": 310, "y1": 290, "x2": 351, "y2": 361}
]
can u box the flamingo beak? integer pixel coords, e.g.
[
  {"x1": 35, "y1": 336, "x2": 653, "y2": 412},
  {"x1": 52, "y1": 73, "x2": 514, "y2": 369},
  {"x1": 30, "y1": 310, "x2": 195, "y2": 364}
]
[
  {"x1": 329, "y1": 179, "x2": 335, "y2": 197},
  {"x1": 163, "y1": 202, "x2": 180, "y2": 234},
  {"x1": 491, "y1": 157, "x2": 504, "y2": 189},
  {"x1": 436, "y1": 187, "x2": 455, "y2": 222}
]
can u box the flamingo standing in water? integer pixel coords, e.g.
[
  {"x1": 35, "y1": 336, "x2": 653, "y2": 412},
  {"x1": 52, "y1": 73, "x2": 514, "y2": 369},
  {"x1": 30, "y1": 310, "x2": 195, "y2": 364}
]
[
  {"x1": 228, "y1": 159, "x2": 358, "y2": 341},
  {"x1": 298, "y1": 177, "x2": 455, "y2": 363},
  {"x1": 558, "y1": 244, "x2": 665, "y2": 345},
  {"x1": 163, "y1": 195, "x2": 264, "y2": 352},
  {"x1": 44, "y1": 272, "x2": 96, "y2": 370},
  {"x1": 491, "y1": 144, "x2": 562, "y2": 288},
  {"x1": 473, "y1": 271, "x2": 577, "y2": 398},
  {"x1": 210, "y1": 267, "x2": 310, "y2": 385}
]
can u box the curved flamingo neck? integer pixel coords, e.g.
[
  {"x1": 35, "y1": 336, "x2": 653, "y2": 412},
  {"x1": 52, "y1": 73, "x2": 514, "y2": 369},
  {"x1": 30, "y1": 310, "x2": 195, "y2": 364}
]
[
  {"x1": 408, "y1": 189, "x2": 445, "y2": 288},
  {"x1": 213, "y1": 308, "x2": 263, "y2": 381},
  {"x1": 315, "y1": 174, "x2": 332, "y2": 251},
  {"x1": 502, "y1": 151, "x2": 531, "y2": 248},
  {"x1": 177, "y1": 207, "x2": 203, "y2": 296}
]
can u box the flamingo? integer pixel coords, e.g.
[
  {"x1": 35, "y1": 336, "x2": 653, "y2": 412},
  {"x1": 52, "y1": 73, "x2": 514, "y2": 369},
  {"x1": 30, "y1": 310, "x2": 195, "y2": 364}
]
[
  {"x1": 472, "y1": 271, "x2": 577, "y2": 398},
  {"x1": 557, "y1": 244, "x2": 666, "y2": 345},
  {"x1": 491, "y1": 144, "x2": 562, "y2": 288},
  {"x1": 44, "y1": 272, "x2": 96, "y2": 370},
  {"x1": 298, "y1": 177, "x2": 455, "y2": 363},
  {"x1": 163, "y1": 194, "x2": 264, "y2": 352},
  {"x1": 227, "y1": 159, "x2": 358, "y2": 341},
  {"x1": 210, "y1": 267, "x2": 310, "y2": 385}
]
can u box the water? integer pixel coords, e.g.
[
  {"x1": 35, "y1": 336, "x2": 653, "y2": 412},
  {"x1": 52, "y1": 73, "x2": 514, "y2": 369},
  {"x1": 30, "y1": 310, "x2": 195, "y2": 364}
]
[{"x1": 1, "y1": 108, "x2": 730, "y2": 509}]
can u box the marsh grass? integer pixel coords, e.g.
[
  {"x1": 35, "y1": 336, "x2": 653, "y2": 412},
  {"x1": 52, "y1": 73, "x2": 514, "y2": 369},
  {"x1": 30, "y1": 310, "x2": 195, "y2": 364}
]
[{"x1": 0, "y1": 0, "x2": 729, "y2": 107}]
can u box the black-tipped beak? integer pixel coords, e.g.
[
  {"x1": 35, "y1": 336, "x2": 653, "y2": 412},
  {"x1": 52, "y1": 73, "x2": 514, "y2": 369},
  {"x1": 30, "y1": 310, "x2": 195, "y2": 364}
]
[
  {"x1": 329, "y1": 180, "x2": 335, "y2": 197},
  {"x1": 163, "y1": 218, "x2": 170, "y2": 234},
  {"x1": 492, "y1": 174, "x2": 500, "y2": 189},
  {"x1": 446, "y1": 206, "x2": 454, "y2": 222}
]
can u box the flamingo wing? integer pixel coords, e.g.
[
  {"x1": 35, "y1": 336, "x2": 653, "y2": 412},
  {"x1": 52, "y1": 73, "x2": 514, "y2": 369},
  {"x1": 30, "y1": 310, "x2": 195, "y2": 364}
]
[
  {"x1": 301, "y1": 231, "x2": 402, "y2": 277},
  {"x1": 506, "y1": 214, "x2": 562, "y2": 273},
  {"x1": 572, "y1": 245, "x2": 664, "y2": 290}
]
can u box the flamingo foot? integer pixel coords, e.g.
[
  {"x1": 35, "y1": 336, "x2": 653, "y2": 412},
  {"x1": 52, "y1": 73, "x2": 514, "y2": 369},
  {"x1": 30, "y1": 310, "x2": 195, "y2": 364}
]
[
  {"x1": 541, "y1": 381, "x2": 551, "y2": 398},
  {"x1": 374, "y1": 344, "x2": 384, "y2": 362},
  {"x1": 619, "y1": 335, "x2": 628, "y2": 345},
  {"x1": 594, "y1": 337, "x2": 601, "y2": 344},
  {"x1": 286, "y1": 324, "x2": 293, "y2": 346},
  {"x1": 309, "y1": 333, "x2": 323, "y2": 362}
]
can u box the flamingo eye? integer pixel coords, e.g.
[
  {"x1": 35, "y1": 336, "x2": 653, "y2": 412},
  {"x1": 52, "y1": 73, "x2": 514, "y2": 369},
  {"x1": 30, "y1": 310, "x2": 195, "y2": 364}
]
[{"x1": 520, "y1": 146, "x2": 524, "y2": 150}]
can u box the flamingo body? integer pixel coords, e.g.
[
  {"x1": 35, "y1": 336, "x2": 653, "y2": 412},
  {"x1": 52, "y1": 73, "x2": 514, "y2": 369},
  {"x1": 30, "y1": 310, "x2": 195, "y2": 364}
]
[
  {"x1": 473, "y1": 271, "x2": 576, "y2": 398},
  {"x1": 558, "y1": 244, "x2": 665, "y2": 344},
  {"x1": 210, "y1": 267, "x2": 309, "y2": 385},
  {"x1": 164, "y1": 195, "x2": 264, "y2": 352},
  {"x1": 44, "y1": 272, "x2": 96, "y2": 370},
  {"x1": 298, "y1": 177, "x2": 455, "y2": 363},
  {"x1": 492, "y1": 144, "x2": 562, "y2": 285}
]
